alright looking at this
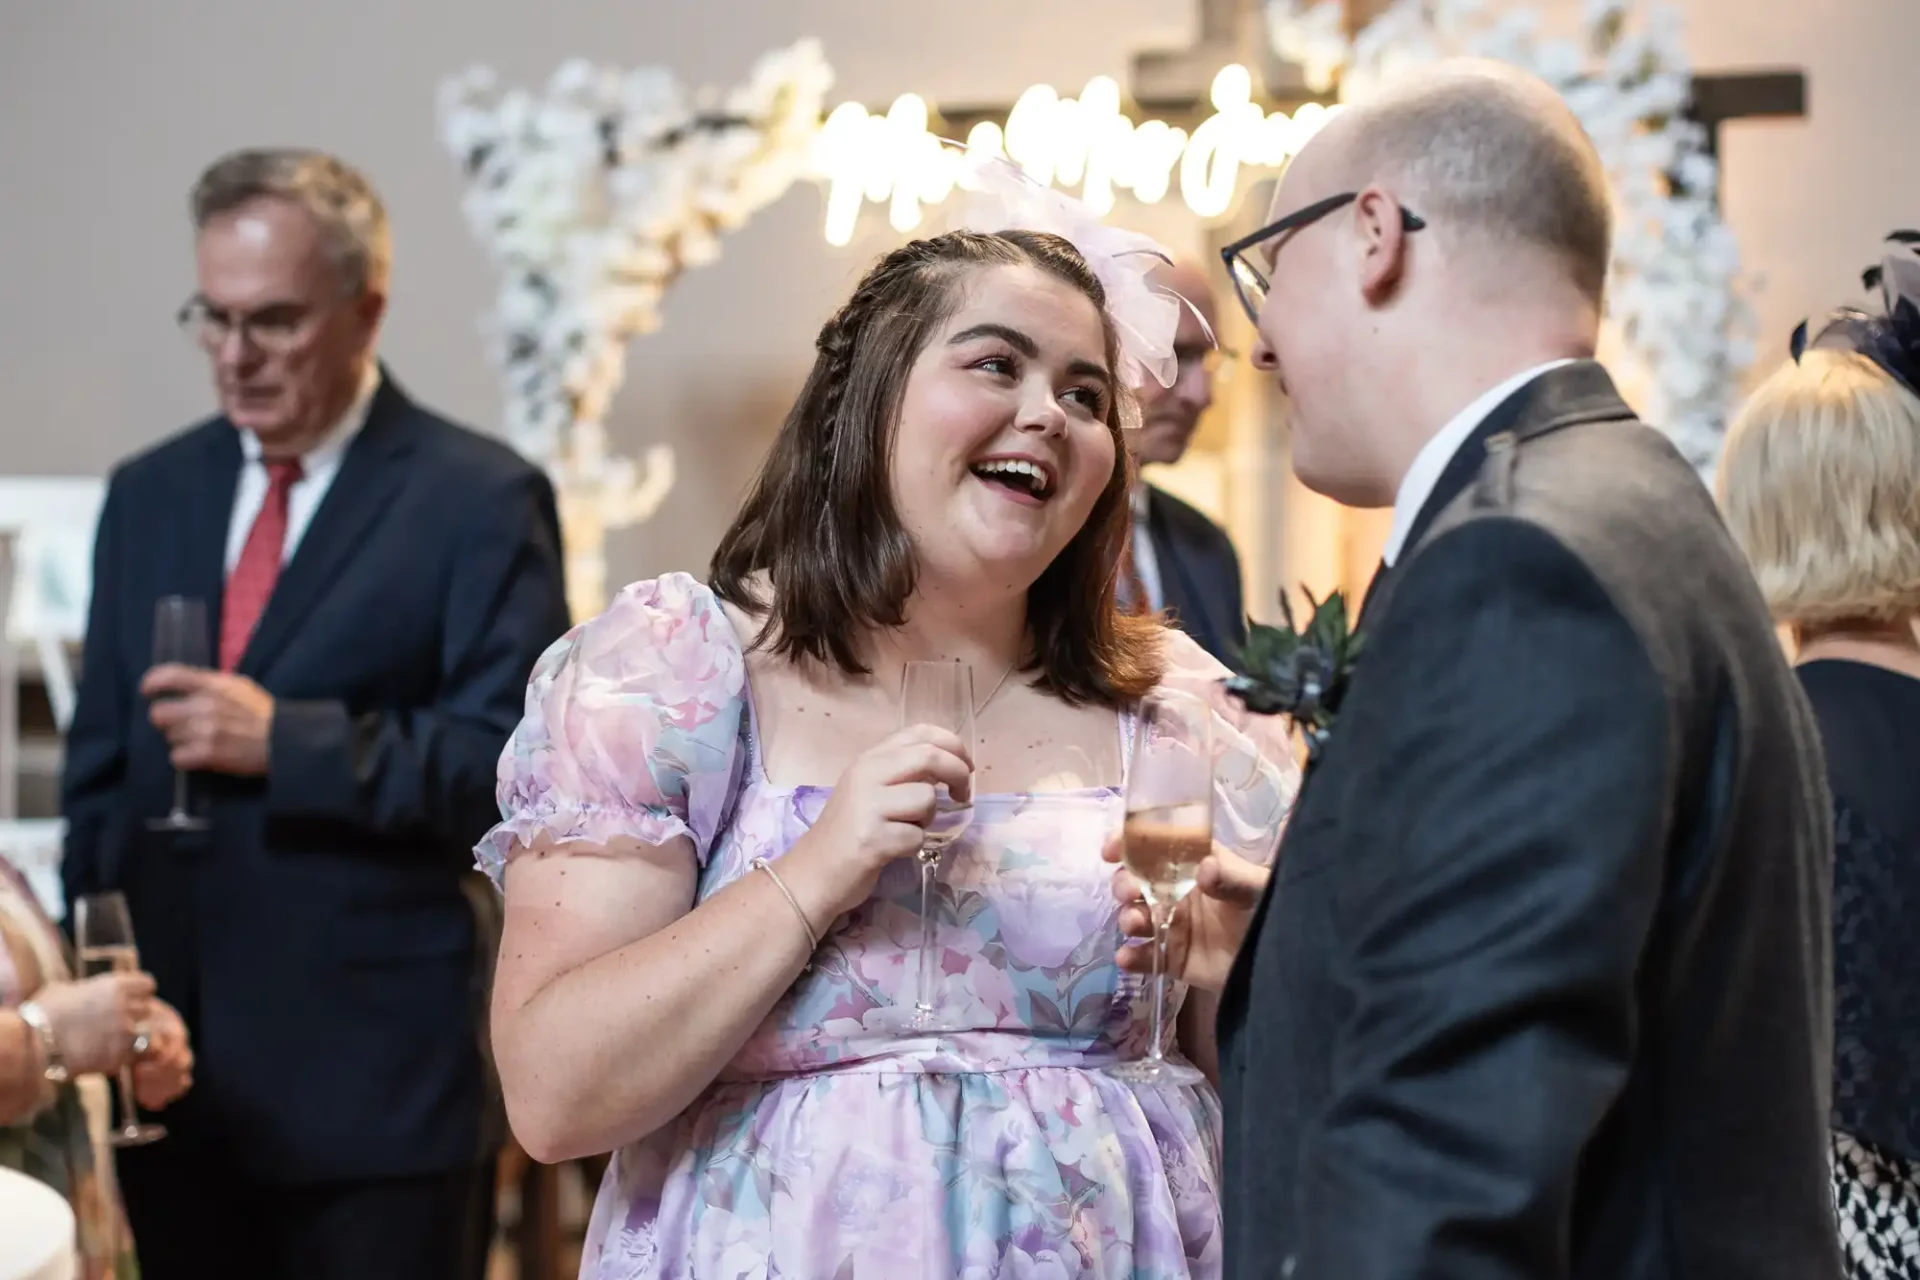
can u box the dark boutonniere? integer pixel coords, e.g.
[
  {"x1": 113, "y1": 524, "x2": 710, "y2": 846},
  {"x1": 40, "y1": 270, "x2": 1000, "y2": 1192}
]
[{"x1": 1223, "y1": 589, "x2": 1363, "y2": 761}]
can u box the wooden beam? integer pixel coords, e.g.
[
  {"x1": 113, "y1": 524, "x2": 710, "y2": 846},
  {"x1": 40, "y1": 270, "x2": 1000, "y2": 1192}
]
[{"x1": 1686, "y1": 69, "x2": 1808, "y2": 157}]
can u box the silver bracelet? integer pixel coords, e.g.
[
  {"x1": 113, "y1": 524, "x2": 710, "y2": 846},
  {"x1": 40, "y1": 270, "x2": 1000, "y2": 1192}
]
[
  {"x1": 17, "y1": 999, "x2": 68, "y2": 1084},
  {"x1": 751, "y1": 857, "x2": 820, "y2": 964}
]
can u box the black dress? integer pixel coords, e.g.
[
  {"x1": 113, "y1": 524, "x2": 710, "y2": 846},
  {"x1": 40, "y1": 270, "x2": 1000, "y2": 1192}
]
[{"x1": 1798, "y1": 659, "x2": 1920, "y2": 1279}]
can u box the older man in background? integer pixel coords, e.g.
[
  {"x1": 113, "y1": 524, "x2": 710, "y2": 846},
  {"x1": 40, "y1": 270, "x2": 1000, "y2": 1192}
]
[
  {"x1": 1120, "y1": 259, "x2": 1248, "y2": 667},
  {"x1": 61, "y1": 149, "x2": 570, "y2": 1280}
]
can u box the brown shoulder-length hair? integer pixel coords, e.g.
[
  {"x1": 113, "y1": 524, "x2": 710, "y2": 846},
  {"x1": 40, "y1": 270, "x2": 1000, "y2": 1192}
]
[{"x1": 710, "y1": 229, "x2": 1164, "y2": 706}]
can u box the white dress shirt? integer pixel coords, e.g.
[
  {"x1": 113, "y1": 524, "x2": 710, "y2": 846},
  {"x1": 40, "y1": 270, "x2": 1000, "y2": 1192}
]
[
  {"x1": 223, "y1": 365, "x2": 381, "y2": 574},
  {"x1": 1380, "y1": 360, "x2": 1577, "y2": 567}
]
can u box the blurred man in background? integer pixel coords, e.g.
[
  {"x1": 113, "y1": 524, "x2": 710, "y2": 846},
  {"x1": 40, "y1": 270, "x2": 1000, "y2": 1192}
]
[
  {"x1": 1120, "y1": 259, "x2": 1248, "y2": 666},
  {"x1": 62, "y1": 148, "x2": 569, "y2": 1280}
]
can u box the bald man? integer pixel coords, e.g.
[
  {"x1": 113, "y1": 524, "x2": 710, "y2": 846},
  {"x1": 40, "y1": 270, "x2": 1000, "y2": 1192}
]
[
  {"x1": 1127, "y1": 62, "x2": 1839, "y2": 1278},
  {"x1": 1120, "y1": 259, "x2": 1247, "y2": 665}
]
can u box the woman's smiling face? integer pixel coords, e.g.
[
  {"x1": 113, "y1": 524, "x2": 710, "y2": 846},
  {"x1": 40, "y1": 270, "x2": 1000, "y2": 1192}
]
[{"x1": 890, "y1": 262, "x2": 1120, "y2": 593}]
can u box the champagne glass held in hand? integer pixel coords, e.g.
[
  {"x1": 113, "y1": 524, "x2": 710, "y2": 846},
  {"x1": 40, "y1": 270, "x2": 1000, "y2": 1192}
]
[
  {"x1": 148, "y1": 596, "x2": 209, "y2": 832},
  {"x1": 892, "y1": 660, "x2": 976, "y2": 1032},
  {"x1": 1106, "y1": 691, "x2": 1212, "y2": 1086},
  {"x1": 75, "y1": 893, "x2": 167, "y2": 1147}
]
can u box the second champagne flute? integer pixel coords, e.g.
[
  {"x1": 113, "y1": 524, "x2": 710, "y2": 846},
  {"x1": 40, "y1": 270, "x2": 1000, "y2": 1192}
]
[
  {"x1": 1107, "y1": 691, "x2": 1212, "y2": 1086},
  {"x1": 891, "y1": 659, "x2": 976, "y2": 1032},
  {"x1": 75, "y1": 892, "x2": 167, "y2": 1147},
  {"x1": 148, "y1": 595, "x2": 210, "y2": 832}
]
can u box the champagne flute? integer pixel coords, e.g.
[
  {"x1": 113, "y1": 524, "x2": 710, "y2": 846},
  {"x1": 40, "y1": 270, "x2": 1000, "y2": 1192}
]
[
  {"x1": 1107, "y1": 692, "x2": 1212, "y2": 1086},
  {"x1": 75, "y1": 892, "x2": 167, "y2": 1147},
  {"x1": 889, "y1": 660, "x2": 976, "y2": 1031},
  {"x1": 148, "y1": 595, "x2": 210, "y2": 832}
]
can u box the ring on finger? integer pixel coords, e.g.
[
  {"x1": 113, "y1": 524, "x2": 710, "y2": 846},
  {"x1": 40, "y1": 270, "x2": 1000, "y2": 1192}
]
[{"x1": 132, "y1": 1026, "x2": 152, "y2": 1057}]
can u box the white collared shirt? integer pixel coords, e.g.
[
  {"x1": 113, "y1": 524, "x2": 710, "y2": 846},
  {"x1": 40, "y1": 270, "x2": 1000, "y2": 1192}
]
[
  {"x1": 224, "y1": 364, "x2": 381, "y2": 574},
  {"x1": 1380, "y1": 360, "x2": 1577, "y2": 567},
  {"x1": 1127, "y1": 484, "x2": 1165, "y2": 611}
]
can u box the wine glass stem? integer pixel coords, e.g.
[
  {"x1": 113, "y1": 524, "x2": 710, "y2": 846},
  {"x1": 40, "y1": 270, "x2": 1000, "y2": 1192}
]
[
  {"x1": 118, "y1": 1067, "x2": 140, "y2": 1131},
  {"x1": 1148, "y1": 906, "x2": 1172, "y2": 1066},
  {"x1": 172, "y1": 769, "x2": 190, "y2": 819},
  {"x1": 915, "y1": 847, "x2": 938, "y2": 1017}
]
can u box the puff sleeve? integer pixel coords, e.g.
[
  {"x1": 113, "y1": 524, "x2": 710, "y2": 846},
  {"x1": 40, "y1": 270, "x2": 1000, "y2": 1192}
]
[{"x1": 475, "y1": 573, "x2": 748, "y2": 887}]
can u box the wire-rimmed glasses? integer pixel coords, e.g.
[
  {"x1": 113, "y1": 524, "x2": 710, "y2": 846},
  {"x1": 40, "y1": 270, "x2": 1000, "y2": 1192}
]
[{"x1": 175, "y1": 296, "x2": 321, "y2": 356}]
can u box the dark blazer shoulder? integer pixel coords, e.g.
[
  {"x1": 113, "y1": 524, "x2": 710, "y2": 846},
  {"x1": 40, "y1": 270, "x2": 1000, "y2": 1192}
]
[
  {"x1": 377, "y1": 379, "x2": 547, "y2": 489},
  {"x1": 400, "y1": 399, "x2": 536, "y2": 476},
  {"x1": 108, "y1": 415, "x2": 235, "y2": 490},
  {"x1": 1148, "y1": 484, "x2": 1236, "y2": 556},
  {"x1": 1415, "y1": 413, "x2": 1739, "y2": 667}
]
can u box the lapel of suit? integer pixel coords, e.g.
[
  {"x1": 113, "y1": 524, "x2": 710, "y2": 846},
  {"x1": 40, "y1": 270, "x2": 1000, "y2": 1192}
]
[
  {"x1": 236, "y1": 377, "x2": 416, "y2": 679},
  {"x1": 181, "y1": 427, "x2": 242, "y2": 638},
  {"x1": 1361, "y1": 360, "x2": 1635, "y2": 630},
  {"x1": 1143, "y1": 489, "x2": 1192, "y2": 615},
  {"x1": 1143, "y1": 488, "x2": 1217, "y2": 654}
]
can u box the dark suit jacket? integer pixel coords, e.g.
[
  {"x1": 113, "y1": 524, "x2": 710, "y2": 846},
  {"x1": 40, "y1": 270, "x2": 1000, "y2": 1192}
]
[
  {"x1": 61, "y1": 373, "x2": 569, "y2": 1183},
  {"x1": 1217, "y1": 362, "x2": 1839, "y2": 1279},
  {"x1": 1145, "y1": 484, "x2": 1247, "y2": 669}
]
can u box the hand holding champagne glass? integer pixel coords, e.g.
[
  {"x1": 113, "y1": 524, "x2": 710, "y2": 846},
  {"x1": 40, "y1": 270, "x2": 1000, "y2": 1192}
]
[
  {"x1": 1107, "y1": 692, "x2": 1213, "y2": 1085},
  {"x1": 891, "y1": 660, "x2": 977, "y2": 1031},
  {"x1": 75, "y1": 892, "x2": 167, "y2": 1146}
]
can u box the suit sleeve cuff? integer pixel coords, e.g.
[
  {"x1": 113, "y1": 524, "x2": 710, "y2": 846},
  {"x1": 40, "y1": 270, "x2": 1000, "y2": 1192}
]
[{"x1": 266, "y1": 698, "x2": 359, "y2": 820}]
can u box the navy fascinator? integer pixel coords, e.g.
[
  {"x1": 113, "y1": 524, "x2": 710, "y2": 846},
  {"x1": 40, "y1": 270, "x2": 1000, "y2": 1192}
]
[{"x1": 1791, "y1": 230, "x2": 1920, "y2": 398}]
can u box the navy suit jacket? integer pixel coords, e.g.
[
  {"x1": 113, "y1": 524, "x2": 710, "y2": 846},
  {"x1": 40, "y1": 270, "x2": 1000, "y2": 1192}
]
[
  {"x1": 1216, "y1": 363, "x2": 1838, "y2": 1278},
  {"x1": 61, "y1": 373, "x2": 569, "y2": 1183},
  {"x1": 1144, "y1": 484, "x2": 1247, "y2": 669}
]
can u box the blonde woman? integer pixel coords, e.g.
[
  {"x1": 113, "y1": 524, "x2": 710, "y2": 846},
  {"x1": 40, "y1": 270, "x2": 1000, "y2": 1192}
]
[{"x1": 1719, "y1": 232, "x2": 1920, "y2": 1280}]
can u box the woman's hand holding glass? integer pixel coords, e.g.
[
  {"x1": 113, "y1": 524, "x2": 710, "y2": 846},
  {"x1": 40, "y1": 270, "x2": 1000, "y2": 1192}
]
[
  {"x1": 782, "y1": 724, "x2": 975, "y2": 925},
  {"x1": 1105, "y1": 840, "x2": 1271, "y2": 993},
  {"x1": 28, "y1": 971, "x2": 156, "y2": 1077}
]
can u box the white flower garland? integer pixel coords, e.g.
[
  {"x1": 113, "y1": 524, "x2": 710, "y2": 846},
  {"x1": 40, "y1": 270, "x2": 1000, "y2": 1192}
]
[
  {"x1": 438, "y1": 40, "x2": 833, "y2": 616},
  {"x1": 1269, "y1": 0, "x2": 1754, "y2": 473}
]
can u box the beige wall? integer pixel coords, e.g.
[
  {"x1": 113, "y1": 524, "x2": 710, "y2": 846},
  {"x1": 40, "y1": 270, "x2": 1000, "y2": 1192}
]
[{"x1": 1, "y1": 0, "x2": 1912, "y2": 594}]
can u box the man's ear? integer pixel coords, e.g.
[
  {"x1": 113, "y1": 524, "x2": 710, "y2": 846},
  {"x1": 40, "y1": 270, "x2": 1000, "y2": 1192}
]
[{"x1": 1352, "y1": 187, "x2": 1411, "y2": 305}]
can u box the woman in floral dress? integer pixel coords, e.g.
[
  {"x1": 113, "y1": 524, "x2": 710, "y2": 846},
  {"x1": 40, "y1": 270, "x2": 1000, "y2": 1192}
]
[{"x1": 481, "y1": 225, "x2": 1298, "y2": 1279}]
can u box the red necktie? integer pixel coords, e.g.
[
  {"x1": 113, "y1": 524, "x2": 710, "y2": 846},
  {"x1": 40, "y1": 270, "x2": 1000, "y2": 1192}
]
[{"x1": 220, "y1": 458, "x2": 303, "y2": 671}]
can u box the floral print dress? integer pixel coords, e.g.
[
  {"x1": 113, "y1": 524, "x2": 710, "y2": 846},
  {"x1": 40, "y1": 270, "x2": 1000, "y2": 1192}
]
[{"x1": 479, "y1": 573, "x2": 1298, "y2": 1280}]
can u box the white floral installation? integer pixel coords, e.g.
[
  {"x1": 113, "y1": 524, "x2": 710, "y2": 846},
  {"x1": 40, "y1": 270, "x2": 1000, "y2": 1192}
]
[
  {"x1": 1269, "y1": 0, "x2": 1755, "y2": 473},
  {"x1": 438, "y1": 39, "x2": 833, "y2": 618}
]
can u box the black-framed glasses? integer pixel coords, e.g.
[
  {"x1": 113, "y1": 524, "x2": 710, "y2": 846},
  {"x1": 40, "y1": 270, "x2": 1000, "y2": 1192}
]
[{"x1": 1220, "y1": 192, "x2": 1428, "y2": 324}]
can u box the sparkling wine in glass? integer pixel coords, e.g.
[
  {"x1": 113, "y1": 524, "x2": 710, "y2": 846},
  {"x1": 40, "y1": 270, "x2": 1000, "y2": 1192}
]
[
  {"x1": 890, "y1": 660, "x2": 976, "y2": 1031},
  {"x1": 148, "y1": 595, "x2": 210, "y2": 832},
  {"x1": 75, "y1": 892, "x2": 166, "y2": 1147},
  {"x1": 1107, "y1": 692, "x2": 1212, "y2": 1086}
]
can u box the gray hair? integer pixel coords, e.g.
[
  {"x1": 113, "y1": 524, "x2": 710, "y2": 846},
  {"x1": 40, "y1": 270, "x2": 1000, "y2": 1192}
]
[
  {"x1": 1335, "y1": 62, "x2": 1613, "y2": 305},
  {"x1": 190, "y1": 148, "x2": 392, "y2": 297}
]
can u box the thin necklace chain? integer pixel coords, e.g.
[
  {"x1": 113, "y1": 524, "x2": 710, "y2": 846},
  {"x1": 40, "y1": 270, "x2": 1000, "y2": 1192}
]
[{"x1": 974, "y1": 655, "x2": 1020, "y2": 716}]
